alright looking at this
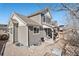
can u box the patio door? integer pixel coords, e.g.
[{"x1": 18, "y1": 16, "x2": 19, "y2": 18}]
[{"x1": 44, "y1": 28, "x2": 52, "y2": 39}]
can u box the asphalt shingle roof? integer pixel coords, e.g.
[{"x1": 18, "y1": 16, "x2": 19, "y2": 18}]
[
  {"x1": 27, "y1": 8, "x2": 49, "y2": 18},
  {"x1": 14, "y1": 12, "x2": 42, "y2": 26}
]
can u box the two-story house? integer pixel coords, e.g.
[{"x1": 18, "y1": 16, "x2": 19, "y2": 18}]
[{"x1": 8, "y1": 8, "x2": 57, "y2": 46}]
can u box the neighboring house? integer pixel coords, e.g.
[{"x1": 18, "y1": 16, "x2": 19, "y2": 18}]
[
  {"x1": 0, "y1": 24, "x2": 8, "y2": 33},
  {"x1": 8, "y1": 8, "x2": 57, "y2": 46}
]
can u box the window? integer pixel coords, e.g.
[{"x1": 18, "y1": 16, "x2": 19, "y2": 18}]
[
  {"x1": 34, "y1": 27, "x2": 39, "y2": 33},
  {"x1": 41, "y1": 14, "x2": 45, "y2": 22}
]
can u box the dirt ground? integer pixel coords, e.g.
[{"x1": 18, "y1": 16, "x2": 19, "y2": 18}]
[
  {"x1": 3, "y1": 38, "x2": 67, "y2": 56},
  {"x1": 4, "y1": 39, "x2": 56, "y2": 56}
]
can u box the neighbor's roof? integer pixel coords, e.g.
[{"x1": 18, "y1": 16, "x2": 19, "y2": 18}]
[
  {"x1": 14, "y1": 12, "x2": 42, "y2": 26},
  {"x1": 0, "y1": 24, "x2": 7, "y2": 29},
  {"x1": 27, "y1": 8, "x2": 49, "y2": 18}
]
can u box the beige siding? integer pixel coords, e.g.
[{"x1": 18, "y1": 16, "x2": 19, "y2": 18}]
[
  {"x1": 8, "y1": 20, "x2": 14, "y2": 43},
  {"x1": 9, "y1": 14, "x2": 28, "y2": 45},
  {"x1": 45, "y1": 11, "x2": 51, "y2": 19},
  {"x1": 42, "y1": 11, "x2": 52, "y2": 25},
  {"x1": 29, "y1": 27, "x2": 46, "y2": 46},
  {"x1": 18, "y1": 26, "x2": 28, "y2": 46}
]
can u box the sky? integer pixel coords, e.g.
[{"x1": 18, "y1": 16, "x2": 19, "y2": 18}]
[{"x1": 0, "y1": 3, "x2": 66, "y2": 25}]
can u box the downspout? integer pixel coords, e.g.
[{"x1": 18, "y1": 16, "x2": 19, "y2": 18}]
[{"x1": 28, "y1": 26, "x2": 30, "y2": 47}]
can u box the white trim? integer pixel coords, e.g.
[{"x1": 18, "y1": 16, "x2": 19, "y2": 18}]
[{"x1": 14, "y1": 13, "x2": 27, "y2": 25}]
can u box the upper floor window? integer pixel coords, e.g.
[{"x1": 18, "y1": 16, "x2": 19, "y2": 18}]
[{"x1": 41, "y1": 14, "x2": 45, "y2": 22}]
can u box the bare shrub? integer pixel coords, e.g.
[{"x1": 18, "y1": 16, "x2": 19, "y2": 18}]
[
  {"x1": 62, "y1": 29, "x2": 79, "y2": 56},
  {"x1": 65, "y1": 29, "x2": 79, "y2": 47}
]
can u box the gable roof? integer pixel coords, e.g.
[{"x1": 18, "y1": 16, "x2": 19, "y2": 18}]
[
  {"x1": 27, "y1": 8, "x2": 49, "y2": 18},
  {"x1": 14, "y1": 12, "x2": 42, "y2": 26},
  {"x1": 12, "y1": 19, "x2": 18, "y2": 24}
]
